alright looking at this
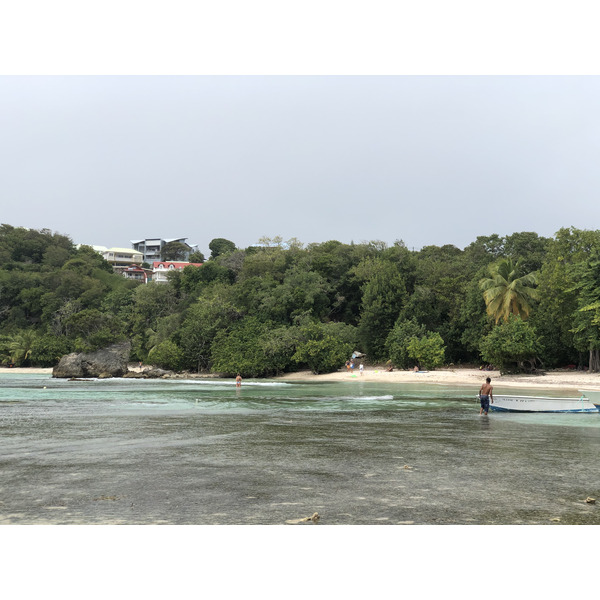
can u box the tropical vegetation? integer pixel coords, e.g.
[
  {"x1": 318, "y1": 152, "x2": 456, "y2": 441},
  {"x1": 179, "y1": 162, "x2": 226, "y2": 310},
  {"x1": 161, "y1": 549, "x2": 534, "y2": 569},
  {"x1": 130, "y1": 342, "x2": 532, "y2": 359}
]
[{"x1": 3, "y1": 223, "x2": 600, "y2": 374}]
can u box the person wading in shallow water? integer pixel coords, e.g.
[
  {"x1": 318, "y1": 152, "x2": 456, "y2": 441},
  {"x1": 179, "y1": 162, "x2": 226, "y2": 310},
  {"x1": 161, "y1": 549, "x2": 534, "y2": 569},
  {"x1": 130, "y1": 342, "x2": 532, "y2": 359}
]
[
  {"x1": 236, "y1": 373, "x2": 242, "y2": 387},
  {"x1": 479, "y1": 377, "x2": 493, "y2": 415}
]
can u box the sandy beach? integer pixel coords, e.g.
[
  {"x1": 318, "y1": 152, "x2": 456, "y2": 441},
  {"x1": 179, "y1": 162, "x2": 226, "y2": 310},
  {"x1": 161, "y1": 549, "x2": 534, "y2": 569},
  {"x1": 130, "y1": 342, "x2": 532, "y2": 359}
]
[
  {"x1": 0, "y1": 367, "x2": 53, "y2": 374},
  {"x1": 275, "y1": 366, "x2": 600, "y2": 392},
  {"x1": 3, "y1": 365, "x2": 600, "y2": 393}
]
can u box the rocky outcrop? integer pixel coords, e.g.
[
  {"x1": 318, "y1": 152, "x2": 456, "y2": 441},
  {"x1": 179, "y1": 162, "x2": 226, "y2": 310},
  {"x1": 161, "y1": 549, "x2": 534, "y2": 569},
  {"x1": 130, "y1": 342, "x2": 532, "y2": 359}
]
[
  {"x1": 52, "y1": 342, "x2": 131, "y2": 379},
  {"x1": 122, "y1": 367, "x2": 174, "y2": 379}
]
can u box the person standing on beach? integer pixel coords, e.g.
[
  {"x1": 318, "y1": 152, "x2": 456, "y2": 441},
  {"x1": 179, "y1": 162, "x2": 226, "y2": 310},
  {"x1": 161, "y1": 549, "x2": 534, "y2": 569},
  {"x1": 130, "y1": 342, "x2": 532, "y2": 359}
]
[
  {"x1": 236, "y1": 373, "x2": 242, "y2": 387},
  {"x1": 359, "y1": 363, "x2": 364, "y2": 375},
  {"x1": 479, "y1": 377, "x2": 493, "y2": 415}
]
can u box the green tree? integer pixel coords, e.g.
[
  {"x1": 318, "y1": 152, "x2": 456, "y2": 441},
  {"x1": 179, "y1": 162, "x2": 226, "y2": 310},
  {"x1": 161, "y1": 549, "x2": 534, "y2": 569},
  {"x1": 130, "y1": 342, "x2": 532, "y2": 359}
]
[
  {"x1": 406, "y1": 332, "x2": 446, "y2": 370},
  {"x1": 161, "y1": 241, "x2": 190, "y2": 261},
  {"x1": 260, "y1": 325, "x2": 302, "y2": 375},
  {"x1": 385, "y1": 318, "x2": 426, "y2": 369},
  {"x1": 292, "y1": 320, "x2": 356, "y2": 374},
  {"x1": 177, "y1": 289, "x2": 242, "y2": 372},
  {"x1": 5, "y1": 330, "x2": 38, "y2": 366},
  {"x1": 569, "y1": 249, "x2": 600, "y2": 371},
  {"x1": 148, "y1": 340, "x2": 185, "y2": 371},
  {"x1": 463, "y1": 234, "x2": 505, "y2": 272},
  {"x1": 304, "y1": 240, "x2": 376, "y2": 324},
  {"x1": 354, "y1": 258, "x2": 408, "y2": 360},
  {"x1": 479, "y1": 316, "x2": 543, "y2": 372},
  {"x1": 455, "y1": 272, "x2": 493, "y2": 363},
  {"x1": 503, "y1": 231, "x2": 550, "y2": 273},
  {"x1": 65, "y1": 308, "x2": 127, "y2": 352},
  {"x1": 292, "y1": 336, "x2": 352, "y2": 375},
  {"x1": 530, "y1": 228, "x2": 600, "y2": 367},
  {"x1": 209, "y1": 238, "x2": 236, "y2": 259},
  {"x1": 30, "y1": 334, "x2": 72, "y2": 367},
  {"x1": 188, "y1": 250, "x2": 206, "y2": 263},
  {"x1": 210, "y1": 317, "x2": 275, "y2": 377},
  {"x1": 0, "y1": 335, "x2": 11, "y2": 364},
  {"x1": 479, "y1": 258, "x2": 539, "y2": 324},
  {"x1": 0, "y1": 224, "x2": 73, "y2": 265},
  {"x1": 257, "y1": 267, "x2": 331, "y2": 324},
  {"x1": 238, "y1": 245, "x2": 289, "y2": 282}
]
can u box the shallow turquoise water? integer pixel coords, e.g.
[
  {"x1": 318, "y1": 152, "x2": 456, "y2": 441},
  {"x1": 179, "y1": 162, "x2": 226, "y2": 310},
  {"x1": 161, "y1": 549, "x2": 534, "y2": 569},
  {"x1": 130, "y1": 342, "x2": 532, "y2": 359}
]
[{"x1": 1, "y1": 373, "x2": 599, "y2": 524}]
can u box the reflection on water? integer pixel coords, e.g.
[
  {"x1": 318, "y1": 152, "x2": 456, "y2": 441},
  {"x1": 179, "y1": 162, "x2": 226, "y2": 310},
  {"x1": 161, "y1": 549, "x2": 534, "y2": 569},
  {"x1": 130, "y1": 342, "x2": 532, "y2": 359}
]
[{"x1": 1, "y1": 373, "x2": 599, "y2": 524}]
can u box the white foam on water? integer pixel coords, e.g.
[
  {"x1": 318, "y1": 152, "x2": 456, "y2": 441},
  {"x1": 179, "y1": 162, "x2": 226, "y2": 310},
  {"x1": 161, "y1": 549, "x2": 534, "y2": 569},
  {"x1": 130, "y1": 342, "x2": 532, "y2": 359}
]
[{"x1": 177, "y1": 379, "x2": 292, "y2": 387}]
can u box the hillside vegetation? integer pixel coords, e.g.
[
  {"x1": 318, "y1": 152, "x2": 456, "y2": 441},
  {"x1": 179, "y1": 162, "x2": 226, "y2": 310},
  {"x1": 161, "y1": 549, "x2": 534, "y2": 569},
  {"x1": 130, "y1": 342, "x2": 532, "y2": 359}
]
[{"x1": 2, "y1": 224, "x2": 600, "y2": 375}]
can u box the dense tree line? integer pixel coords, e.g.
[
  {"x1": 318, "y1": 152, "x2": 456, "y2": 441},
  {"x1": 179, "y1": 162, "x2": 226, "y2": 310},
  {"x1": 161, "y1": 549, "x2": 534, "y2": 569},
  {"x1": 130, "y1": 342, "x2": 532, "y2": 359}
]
[{"x1": 2, "y1": 223, "x2": 600, "y2": 375}]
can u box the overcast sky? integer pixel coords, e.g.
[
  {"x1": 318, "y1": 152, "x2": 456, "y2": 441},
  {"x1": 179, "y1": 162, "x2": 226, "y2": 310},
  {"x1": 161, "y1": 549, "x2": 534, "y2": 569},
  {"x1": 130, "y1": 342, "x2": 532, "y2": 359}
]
[{"x1": 2, "y1": 75, "x2": 599, "y2": 254}]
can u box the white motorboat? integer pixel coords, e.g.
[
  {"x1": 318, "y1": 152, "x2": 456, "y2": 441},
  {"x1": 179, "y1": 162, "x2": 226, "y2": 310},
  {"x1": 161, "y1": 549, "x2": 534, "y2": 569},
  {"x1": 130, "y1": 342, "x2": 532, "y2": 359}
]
[
  {"x1": 490, "y1": 394, "x2": 599, "y2": 413},
  {"x1": 579, "y1": 390, "x2": 600, "y2": 411}
]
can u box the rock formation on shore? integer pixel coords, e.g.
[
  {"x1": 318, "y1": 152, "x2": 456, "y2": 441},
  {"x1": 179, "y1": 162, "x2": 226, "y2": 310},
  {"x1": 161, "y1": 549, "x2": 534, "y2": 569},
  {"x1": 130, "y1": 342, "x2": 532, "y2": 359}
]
[
  {"x1": 123, "y1": 368, "x2": 174, "y2": 379},
  {"x1": 52, "y1": 342, "x2": 131, "y2": 378}
]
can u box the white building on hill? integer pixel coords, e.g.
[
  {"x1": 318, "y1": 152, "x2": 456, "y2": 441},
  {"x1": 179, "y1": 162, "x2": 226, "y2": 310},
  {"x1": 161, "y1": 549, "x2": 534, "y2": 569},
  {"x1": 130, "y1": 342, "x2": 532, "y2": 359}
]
[
  {"x1": 152, "y1": 261, "x2": 203, "y2": 283},
  {"x1": 131, "y1": 238, "x2": 199, "y2": 263}
]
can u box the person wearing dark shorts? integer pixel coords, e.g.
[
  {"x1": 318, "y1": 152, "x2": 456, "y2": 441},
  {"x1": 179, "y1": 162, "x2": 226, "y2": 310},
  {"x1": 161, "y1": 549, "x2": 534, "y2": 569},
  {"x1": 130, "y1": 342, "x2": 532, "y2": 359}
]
[
  {"x1": 479, "y1": 377, "x2": 493, "y2": 415},
  {"x1": 480, "y1": 394, "x2": 490, "y2": 413}
]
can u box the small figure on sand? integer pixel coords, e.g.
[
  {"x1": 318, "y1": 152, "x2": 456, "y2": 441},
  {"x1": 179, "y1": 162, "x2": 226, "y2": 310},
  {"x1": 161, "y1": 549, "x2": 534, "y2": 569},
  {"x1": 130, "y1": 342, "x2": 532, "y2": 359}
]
[
  {"x1": 479, "y1": 377, "x2": 493, "y2": 415},
  {"x1": 236, "y1": 373, "x2": 242, "y2": 387},
  {"x1": 359, "y1": 363, "x2": 364, "y2": 375},
  {"x1": 413, "y1": 365, "x2": 419, "y2": 372},
  {"x1": 345, "y1": 360, "x2": 350, "y2": 371}
]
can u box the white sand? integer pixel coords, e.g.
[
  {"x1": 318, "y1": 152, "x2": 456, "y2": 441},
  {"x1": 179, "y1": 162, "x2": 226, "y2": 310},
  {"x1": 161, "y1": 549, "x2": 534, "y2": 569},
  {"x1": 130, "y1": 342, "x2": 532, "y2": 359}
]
[
  {"x1": 274, "y1": 367, "x2": 600, "y2": 392},
  {"x1": 0, "y1": 367, "x2": 53, "y2": 374}
]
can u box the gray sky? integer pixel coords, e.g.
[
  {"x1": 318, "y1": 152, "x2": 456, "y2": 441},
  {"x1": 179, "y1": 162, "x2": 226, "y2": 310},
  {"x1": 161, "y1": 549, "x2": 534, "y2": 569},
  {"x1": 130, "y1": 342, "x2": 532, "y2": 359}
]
[{"x1": 2, "y1": 75, "x2": 600, "y2": 255}]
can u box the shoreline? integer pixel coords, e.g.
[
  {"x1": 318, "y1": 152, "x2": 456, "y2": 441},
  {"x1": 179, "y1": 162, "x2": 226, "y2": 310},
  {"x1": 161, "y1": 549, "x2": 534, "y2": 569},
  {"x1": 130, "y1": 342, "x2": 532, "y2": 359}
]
[
  {"x1": 3, "y1": 365, "x2": 600, "y2": 392},
  {"x1": 275, "y1": 367, "x2": 600, "y2": 392},
  {"x1": 0, "y1": 367, "x2": 54, "y2": 374}
]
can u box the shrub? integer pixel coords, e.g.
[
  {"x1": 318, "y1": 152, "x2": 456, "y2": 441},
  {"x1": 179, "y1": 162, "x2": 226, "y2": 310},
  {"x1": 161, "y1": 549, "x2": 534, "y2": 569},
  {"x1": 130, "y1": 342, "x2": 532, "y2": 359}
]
[
  {"x1": 292, "y1": 321, "x2": 356, "y2": 374},
  {"x1": 479, "y1": 315, "x2": 543, "y2": 372},
  {"x1": 30, "y1": 334, "x2": 72, "y2": 367},
  {"x1": 148, "y1": 340, "x2": 185, "y2": 371},
  {"x1": 385, "y1": 318, "x2": 427, "y2": 368},
  {"x1": 210, "y1": 318, "x2": 276, "y2": 377},
  {"x1": 406, "y1": 332, "x2": 446, "y2": 370}
]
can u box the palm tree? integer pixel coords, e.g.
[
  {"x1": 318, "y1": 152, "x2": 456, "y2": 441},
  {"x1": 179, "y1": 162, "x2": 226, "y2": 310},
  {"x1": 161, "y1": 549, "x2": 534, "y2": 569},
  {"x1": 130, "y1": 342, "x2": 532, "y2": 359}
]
[
  {"x1": 8, "y1": 330, "x2": 37, "y2": 366},
  {"x1": 479, "y1": 258, "x2": 539, "y2": 324}
]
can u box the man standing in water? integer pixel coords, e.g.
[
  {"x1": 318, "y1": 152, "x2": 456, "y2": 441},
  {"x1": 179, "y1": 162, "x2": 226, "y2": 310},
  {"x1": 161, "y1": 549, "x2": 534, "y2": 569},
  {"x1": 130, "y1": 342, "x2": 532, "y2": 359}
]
[
  {"x1": 236, "y1": 373, "x2": 242, "y2": 387},
  {"x1": 479, "y1": 377, "x2": 493, "y2": 415}
]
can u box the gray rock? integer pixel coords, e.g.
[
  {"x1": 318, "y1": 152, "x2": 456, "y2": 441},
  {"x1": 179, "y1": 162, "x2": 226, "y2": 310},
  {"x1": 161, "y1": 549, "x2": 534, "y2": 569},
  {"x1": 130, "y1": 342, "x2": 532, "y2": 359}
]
[
  {"x1": 122, "y1": 371, "x2": 145, "y2": 379},
  {"x1": 121, "y1": 367, "x2": 174, "y2": 379},
  {"x1": 143, "y1": 368, "x2": 173, "y2": 379},
  {"x1": 53, "y1": 342, "x2": 131, "y2": 379}
]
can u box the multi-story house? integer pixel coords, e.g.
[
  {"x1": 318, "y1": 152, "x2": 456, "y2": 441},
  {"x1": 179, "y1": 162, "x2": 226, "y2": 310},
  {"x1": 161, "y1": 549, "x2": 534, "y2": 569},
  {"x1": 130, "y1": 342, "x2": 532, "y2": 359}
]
[
  {"x1": 100, "y1": 247, "x2": 144, "y2": 267},
  {"x1": 152, "y1": 261, "x2": 203, "y2": 283},
  {"x1": 121, "y1": 264, "x2": 153, "y2": 284},
  {"x1": 131, "y1": 238, "x2": 199, "y2": 264}
]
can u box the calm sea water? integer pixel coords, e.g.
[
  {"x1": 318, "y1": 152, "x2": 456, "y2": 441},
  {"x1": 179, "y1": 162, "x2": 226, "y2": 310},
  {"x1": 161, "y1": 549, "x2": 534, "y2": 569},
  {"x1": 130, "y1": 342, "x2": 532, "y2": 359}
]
[{"x1": 1, "y1": 372, "x2": 599, "y2": 525}]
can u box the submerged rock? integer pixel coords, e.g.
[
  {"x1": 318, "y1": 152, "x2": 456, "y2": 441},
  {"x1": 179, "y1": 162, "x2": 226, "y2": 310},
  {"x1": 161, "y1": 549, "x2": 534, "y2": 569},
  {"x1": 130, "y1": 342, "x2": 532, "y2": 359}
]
[{"x1": 53, "y1": 342, "x2": 131, "y2": 379}]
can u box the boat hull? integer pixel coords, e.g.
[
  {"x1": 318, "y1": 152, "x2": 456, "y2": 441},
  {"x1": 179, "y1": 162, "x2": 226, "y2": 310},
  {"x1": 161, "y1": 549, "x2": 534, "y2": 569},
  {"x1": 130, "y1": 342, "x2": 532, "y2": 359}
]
[
  {"x1": 579, "y1": 390, "x2": 600, "y2": 412},
  {"x1": 490, "y1": 394, "x2": 599, "y2": 413}
]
